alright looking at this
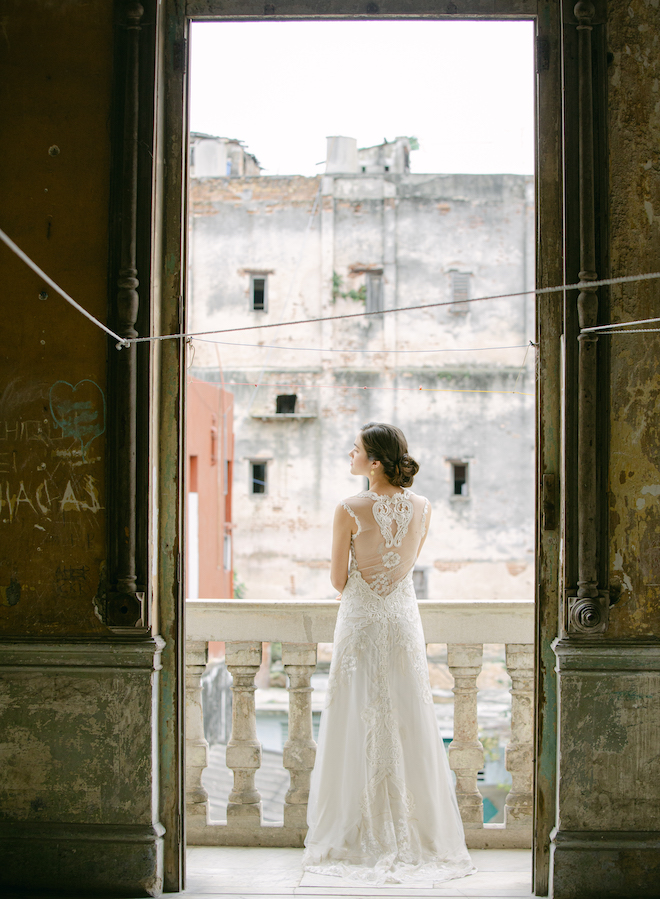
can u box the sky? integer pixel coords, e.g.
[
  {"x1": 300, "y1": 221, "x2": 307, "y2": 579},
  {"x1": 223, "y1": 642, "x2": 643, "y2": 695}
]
[{"x1": 189, "y1": 20, "x2": 535, "y2": 177}]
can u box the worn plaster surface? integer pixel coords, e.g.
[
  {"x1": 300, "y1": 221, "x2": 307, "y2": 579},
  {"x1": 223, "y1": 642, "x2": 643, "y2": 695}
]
[
  {"x1": 0, "y1": 0, "x2": 112, "y2": 635},
  {"x1": 607, "y1": 0, "x2": 660, "y2": 637},
  {"x1": 190, "y1": 170, "x2": 535, "y2": 602},
  {"x1": 0, "y1": 661, "x2": 157, "y2": 824},
  {"x1": 558, "y1": 669, "x2": 660, "y2": 831}
]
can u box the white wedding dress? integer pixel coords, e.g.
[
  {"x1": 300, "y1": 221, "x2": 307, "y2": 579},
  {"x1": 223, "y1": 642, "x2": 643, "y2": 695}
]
[{"x1": 302, "y1": 489, "x2": 475, "y2": 885}]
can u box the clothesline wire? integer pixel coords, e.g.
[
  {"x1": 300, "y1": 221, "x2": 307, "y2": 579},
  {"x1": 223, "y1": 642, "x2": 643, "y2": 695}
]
[
  {"x1": 130, "y1": 270, "x2": 660, "y2": 345},
  {"x1": 2, "y1": 222, "x2": 659, "y2": 347},
  {"x1": 592, "y1": 327, "x2": 660, "y2": 335},
  {"x1": 582, "y1": 316, "x2": 660, "y2": 333},
  {"x1": 0, "y1": 226, "x2": 129, "y2": 347},
  {"x1": 512, "y1": 342, "x2": 533, "y2": 392}
]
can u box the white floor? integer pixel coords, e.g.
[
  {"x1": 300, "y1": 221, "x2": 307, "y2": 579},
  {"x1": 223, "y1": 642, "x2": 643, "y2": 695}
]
[{"x1": 181, "y1": 847, "x2": 534, "y2": 898}]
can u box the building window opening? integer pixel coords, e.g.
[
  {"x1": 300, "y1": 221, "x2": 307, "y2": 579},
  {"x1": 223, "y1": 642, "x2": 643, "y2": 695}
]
[
  {"x1": 276, "y1": 394, "x2": 297, "y2": 414},
  {"x1": 251, "y1": 461, "x2": 267, "y2": 494},
  {"x1": 366, "y1": 273, "x2": 383, "y2": 313},
  {"x1": 413, "y1": 567, "x2": 428, "y2": 598},
  {"x1": 449, "y1": 270, "x2": 471, "y2": 313},
  {"x1": 452, "y1": 462, "x2": 468, "y2": 497},
  {"x1": 251, "y1": 276, "x2": 267, "y2": 311}
]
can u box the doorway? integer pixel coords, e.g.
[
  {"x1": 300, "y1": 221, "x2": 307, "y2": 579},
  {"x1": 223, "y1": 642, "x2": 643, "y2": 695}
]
[{"x1": 157, "y1": 2, "x2": 563, "y2": 894}]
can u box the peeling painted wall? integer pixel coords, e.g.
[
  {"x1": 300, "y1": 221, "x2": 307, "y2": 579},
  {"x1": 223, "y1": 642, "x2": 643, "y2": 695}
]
[
  {"x1": 1, "y1": 657, "x2": 155, "y2": 824},
  {"x1": 551, "y1": 3, "x2": 660, "y2": 895},
  {"x1": 559, "y1": 669, "x2": 660, "y2": 831},
  {"x1": 607, "y1": 0, "x2": 660, "y2": 637},
  {"x1": 0, "y1": 3, "x2": 164, "y2": 894},
  {"x1": 0, "y1": 0, "x2": 112, "y2": 635}
]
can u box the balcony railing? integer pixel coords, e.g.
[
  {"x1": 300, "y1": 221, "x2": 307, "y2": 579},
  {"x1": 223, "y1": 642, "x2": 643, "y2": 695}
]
[{"x1": 186, "y1": 598, "x2": 534, "y2": 850}]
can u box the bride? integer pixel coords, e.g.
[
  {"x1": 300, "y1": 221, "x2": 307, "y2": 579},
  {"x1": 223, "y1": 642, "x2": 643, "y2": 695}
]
[{"x1": 302, "y1": 422, "x2": 475, "y2": 885}]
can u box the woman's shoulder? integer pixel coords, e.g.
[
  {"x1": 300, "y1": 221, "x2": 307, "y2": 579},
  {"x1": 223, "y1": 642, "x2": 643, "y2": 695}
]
[
  {"x1": 405, "y1": 489, "x2": 431, "y2": 508},
  {"x1": 337, "y1": 492, "x2": 378, "y2": 518},
  {"x1": 338, "y1": 492, "x2": 372, "y2": 510}
]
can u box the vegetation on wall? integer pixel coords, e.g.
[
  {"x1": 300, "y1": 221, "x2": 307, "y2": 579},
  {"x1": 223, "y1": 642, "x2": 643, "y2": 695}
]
[{"x1": 332, "y1": 271, "x2": 366, "y2": 303}]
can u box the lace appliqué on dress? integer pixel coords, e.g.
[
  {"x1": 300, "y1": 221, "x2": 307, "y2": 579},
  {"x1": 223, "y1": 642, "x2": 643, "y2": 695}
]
[
  {"x1": 306, "y1": 572, "x2": 467, "y2": 884},
  {"x1": 325, "y1": 621, "x2": 369, "y2": 708},
  {"x1": 341, "y1": 501, "x2": 362, "y2": 535},
  {"x1": 371, "y1": 492, "x2": 413, "y2": 548},
  {"x1": 382, "y1": 551, "x2": 400, "y2": 569},
  {"x1": 369, "y1": 571, "x2": 391, "y2": 596},
  {"x1": 421, "y1": 498, "x2": 429, "y2": 537}
]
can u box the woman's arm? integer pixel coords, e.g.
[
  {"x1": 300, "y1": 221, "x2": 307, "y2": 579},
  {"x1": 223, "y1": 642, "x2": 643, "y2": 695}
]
[{"x1": 330, "y1": 504, "x2": 354, "y2": 595}]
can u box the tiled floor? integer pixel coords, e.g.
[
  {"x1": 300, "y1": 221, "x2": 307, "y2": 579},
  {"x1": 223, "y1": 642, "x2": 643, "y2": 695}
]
[{"x1": 181, "y1": 847, "x2": 534, "y2": 898}]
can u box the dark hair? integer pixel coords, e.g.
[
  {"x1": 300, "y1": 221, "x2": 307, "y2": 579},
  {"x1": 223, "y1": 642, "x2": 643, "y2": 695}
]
[{"x1": 360, "y1": 421, "x2": 420, "y2": 488}]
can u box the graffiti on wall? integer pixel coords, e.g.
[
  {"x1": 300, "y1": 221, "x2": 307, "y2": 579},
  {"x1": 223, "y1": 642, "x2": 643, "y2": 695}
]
[
  {"x1": 0, "y1": 377, "x2": 107, "y2": 618},
  {"x1": 0, "y1": 379, "x2": 105, "y2": 525}
]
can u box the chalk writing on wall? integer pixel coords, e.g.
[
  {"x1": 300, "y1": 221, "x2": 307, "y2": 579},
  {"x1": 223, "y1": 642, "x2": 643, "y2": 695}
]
[
  {"x1": 49, "y1": 379, "x2": 106, "y2": 462},
  {"x1": 0, "y1": 376, "x2": 107, "y2": 630}
]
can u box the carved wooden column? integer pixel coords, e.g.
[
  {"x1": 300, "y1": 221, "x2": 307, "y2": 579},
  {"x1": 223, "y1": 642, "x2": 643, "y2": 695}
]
[
  {"x1": 504, "y1": 643, "x2": 534, "y2": 828},
  {"x1": 282, "y1": 643, "x2": 317, "y2": 829},
  {"x1": 107, "y1": 0, "x2": 144, "y2": 629},
  {"x1": 569, "y1": 0, "x2": 608, "y2": 635},
  {"x1": 448, "y1": 643, "x2": 484, "y2": 828},
  {"x1": 225, "y1": 642, "x2": 263, "y2": 824},
  {"x1": 185, "y1": 640, "x2": 210, "y2": 832}
]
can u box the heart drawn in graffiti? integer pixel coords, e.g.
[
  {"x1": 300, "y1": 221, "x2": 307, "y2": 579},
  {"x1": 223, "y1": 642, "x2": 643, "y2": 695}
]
[{"x1": 49, "y1": 379, "x2": 106, "y2": 462}]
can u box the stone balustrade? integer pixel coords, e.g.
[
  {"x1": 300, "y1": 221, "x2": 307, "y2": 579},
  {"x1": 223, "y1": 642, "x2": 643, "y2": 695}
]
[{"x1": 186, "y1": 599, "x2": 534, "y2": 849}]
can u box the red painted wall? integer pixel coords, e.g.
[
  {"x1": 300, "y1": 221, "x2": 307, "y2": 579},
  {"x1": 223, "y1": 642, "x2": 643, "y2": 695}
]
[{"x1": 186, "y1": 377, "x2": 234, "y2": 599}]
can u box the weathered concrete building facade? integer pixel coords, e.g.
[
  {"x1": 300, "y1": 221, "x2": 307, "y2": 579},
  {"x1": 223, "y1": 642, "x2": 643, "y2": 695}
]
[
  {"x1": 189, "y1": 137, "x2": 536, "y2": 601},
  {"x1": 2, "y1": 2, "x2": 660, "y2": 897}
]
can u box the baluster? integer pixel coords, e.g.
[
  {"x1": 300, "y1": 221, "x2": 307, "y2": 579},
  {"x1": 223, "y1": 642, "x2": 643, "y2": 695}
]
[
  {"x1": 447, "y1": 643, "x2": 485, "y2": 828},
  {"x1": 225, "y1": 641, "x2": 263, "y2": 824},
  {"x1": 185, "y1": 640, "x2": 210, "y2": 834},
  {"x1": 282, "y1": 643, "x2": 318, "y2": 829},
  {"x1": 504, "y1": 643, "x2": 534, "y2": 828}
]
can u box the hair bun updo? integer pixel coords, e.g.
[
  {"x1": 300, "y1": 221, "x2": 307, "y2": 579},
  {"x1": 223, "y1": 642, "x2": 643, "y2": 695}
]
[
  {"x1": 360, "y1": 422, "x2": 420, "y2": 488},
  {"x1": 396, "y1": 452, "x2": 420, "y2": 488}
]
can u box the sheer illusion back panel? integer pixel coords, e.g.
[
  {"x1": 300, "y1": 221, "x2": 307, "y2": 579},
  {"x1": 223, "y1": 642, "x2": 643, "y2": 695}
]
[{"x1": 342, "y1": 491, "x2": 428, "y2": 595}]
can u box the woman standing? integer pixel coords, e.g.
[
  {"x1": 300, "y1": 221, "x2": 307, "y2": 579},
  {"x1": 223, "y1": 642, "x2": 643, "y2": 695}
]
[{"x1": 302, "y1": 422, "x2": 475, "y2": 885}]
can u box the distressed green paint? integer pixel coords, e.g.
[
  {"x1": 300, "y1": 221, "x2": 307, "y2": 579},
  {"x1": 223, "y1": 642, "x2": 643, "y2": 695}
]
[{"x1": 538, "y1": 637, "x2": 558, "y2": 783}]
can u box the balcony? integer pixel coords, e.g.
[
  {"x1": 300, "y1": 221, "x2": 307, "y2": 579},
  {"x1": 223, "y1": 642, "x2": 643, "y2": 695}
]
[{"x1": 186, "y1": 599, "x2": 534, "y2": 851}]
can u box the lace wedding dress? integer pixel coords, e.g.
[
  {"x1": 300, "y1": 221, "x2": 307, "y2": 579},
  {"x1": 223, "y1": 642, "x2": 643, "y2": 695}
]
[{"x1": 302, "y1": 489, "x2": 475, "y2": 885}]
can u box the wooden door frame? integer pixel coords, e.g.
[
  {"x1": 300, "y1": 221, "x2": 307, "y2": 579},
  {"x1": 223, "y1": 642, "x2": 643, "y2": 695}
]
[{"x1": 155, "y1": 2, "x2": 564, "y2": 892}]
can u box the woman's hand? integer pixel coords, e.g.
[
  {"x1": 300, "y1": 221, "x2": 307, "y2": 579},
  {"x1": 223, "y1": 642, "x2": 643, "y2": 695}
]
[{"x1": 335, "y1": 594, "x2": 342, "y2": 601}]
